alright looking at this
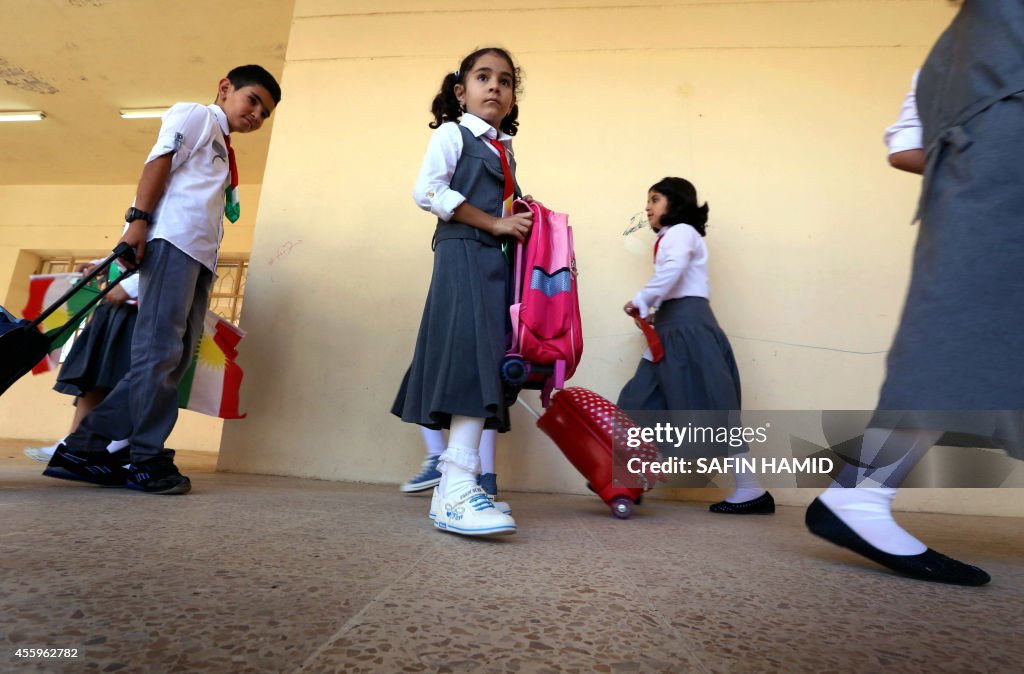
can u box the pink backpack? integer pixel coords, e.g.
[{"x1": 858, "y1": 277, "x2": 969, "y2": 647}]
[{"x1": 503, "y1": 199, "x2": 583, "y2": 406}]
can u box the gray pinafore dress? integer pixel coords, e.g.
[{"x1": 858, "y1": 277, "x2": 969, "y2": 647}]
[
  {"x1": 54, "y1": 301, "x2": 138, "y2": 396},
  {"x1": 874, "y1": 1, "x2": 1024, "y2": 457},
  {"x1": 617, "y1": 296, "x2": 743, "y2": 414},
  {"x1": 392, "y1": 124, "x2": 520, "y2": 432}
]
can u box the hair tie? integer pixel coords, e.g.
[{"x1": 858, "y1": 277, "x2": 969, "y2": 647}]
[{"x1": 452, "y1": 70, "x2": 460, "y2": 77}]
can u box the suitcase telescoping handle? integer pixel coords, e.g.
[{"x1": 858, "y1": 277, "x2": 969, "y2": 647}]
[
  {"x1": 27, "y1": 242, "x2": 138, "y2": 340},
  {"x1": 515, "y1": 396, "x2": 542, "y2": 420}
]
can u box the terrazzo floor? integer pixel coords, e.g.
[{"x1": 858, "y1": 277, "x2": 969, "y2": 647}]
[{"x1": 1, "y1": 440, "x2": 1021, "y2": 674}]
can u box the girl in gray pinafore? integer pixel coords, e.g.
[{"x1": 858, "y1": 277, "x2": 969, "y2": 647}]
[
  {"x1": 392, "y1": 48, "x2": 533, "y2": 537},
  {"x1": 806, "y1": 0, "x2": 1024, "y2": 586},
  {"x1": 618, "y1": 177, "x2": 773, "y2": 515}
]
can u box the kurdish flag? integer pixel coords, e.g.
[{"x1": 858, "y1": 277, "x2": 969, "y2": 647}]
[
  {"x1": 21, "y1": 274, "x2": 100, "y2": 374},
  {"x1": 178, "y1": 310, "x2": 247, "y2": 419}
]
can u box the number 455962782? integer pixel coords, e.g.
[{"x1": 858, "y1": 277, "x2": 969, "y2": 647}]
[{"x1": 15, "y1": 648, "x2": 79, "y2": 658}]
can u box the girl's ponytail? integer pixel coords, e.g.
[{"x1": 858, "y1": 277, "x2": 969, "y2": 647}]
[
  {"x1": 686, "y1": 202, "x2": 710, "y2": 237},
  {"x1": 429, "y1": 72, "x2": 463, "y2": 129}
]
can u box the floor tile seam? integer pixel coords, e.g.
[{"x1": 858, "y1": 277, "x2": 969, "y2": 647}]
[
  {"x1": 571, "y1": 510, "x2": 715, "y2": 674},
  {"x1": 290, "y1": 543, "x2": 436, "y2": 673}
]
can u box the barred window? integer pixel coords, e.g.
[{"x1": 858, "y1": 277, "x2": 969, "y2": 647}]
[
  {"x1": 208, "y1": 259, "x2": 247, "y2": 324},
  {"x1": 34, "y1": 255, "x2": 248, "y2": 362},
  {"x1": 35, "y1": 255, "x2": 103, "y2": 361},
  {"x1": 37, "y1": 255, "x2": 97, "y2": 276}
]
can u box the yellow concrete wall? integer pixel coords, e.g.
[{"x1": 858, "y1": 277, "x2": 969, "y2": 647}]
[
  {"x1": 217, "y1": 0, "x2": 1021, "y2": 516},
  {"x1": 0, "y1": 184, "x2": 260, "y2": 451}
]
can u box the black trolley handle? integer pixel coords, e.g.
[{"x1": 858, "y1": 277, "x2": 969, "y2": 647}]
[{"x1": 27, "y1": 242, "x2": 138, "y2": 337}]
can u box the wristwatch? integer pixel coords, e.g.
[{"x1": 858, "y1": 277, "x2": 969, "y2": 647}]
[{"x1": 124, "y1": 206, "x2": 153, "y2": 224}]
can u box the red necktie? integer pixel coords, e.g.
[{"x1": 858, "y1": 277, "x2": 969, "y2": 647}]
[
  {"x1": 487, "y1": 138, "x2": 514, "y2": 216},
  {"x1": 223, "y1": 134, "x2": 240, "y2": 222}
]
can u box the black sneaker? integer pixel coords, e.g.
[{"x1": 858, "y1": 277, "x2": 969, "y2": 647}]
[
  {"x1": 43, "y1": 443, "x2": 128, "y2": 487},
  {"x1": 127, "y1": 454, "x2": 191, "y2": 495}
]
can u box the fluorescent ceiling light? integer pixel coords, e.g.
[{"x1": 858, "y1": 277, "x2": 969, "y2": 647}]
[
  {"x1": 0, "y1": 111, "x2": 45, "y2": 122},
  {"x1": 119, "y1": 108, "x2": 168, "y2": 119}
]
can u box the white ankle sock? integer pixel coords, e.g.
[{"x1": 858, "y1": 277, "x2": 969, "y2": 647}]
[
  {"x1": 818, "y1": 487, "x2": 926, "y2": 556},
  {"x1": 438, "y1": 416, "x2": 484, "y2": 497},
  {"x1": 439, "y1": 457, "x2": 478, "y2": 498},
  {"x1": 725, "y1": 452, "x2": 766, "y2": 503}
]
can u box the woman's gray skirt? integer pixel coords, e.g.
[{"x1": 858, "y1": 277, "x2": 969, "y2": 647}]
[{"x1": 874, "y1": 93, "x2": 1024, "y2": 458}]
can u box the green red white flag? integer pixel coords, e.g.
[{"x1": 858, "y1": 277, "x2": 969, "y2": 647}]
[
  {"x1": 177, "y1": 310, "x2": 247, "y2": 419},
  {"x1": 21, "y1": 274, "x2": 100, "y2": 374}
]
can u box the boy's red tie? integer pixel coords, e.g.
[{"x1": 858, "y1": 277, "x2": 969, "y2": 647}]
[{"x1": 223, "y1": 134, "x2": 240, "y2": 223}]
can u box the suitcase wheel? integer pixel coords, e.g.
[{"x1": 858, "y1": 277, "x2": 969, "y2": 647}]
[{"x1": 610, "y1": 496, "x2": 634, "y2": 520}]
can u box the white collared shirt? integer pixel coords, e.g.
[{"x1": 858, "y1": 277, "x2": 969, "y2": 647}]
[
  {"x1": 412, "y1": 113, "x2": 514, "y2": 221},
  {"x1": 633, "y1": 223, "x2": 710, "y2": 319},
  {"x1": 143, "y1": 102, "x2": 232, "y2": 272},
  {"x1": 884, "y1": 70, "x2": 923, "y2": 155}
]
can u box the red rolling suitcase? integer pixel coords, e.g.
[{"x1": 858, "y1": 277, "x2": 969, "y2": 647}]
[{"x1": 528, "y1": 386, "x2": 665, "y2": 519}]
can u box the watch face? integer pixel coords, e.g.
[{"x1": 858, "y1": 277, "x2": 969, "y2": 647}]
[{"x1": 125, "y1": 207, "x2": 148, "y2": 223}]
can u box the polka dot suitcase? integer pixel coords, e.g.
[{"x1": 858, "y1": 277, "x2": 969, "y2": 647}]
[{"x1": 535, "y1": 386, "x2": 664, "y2": 518}]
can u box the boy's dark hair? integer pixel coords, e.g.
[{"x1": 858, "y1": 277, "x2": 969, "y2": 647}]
[
  {"x1": 429, "y1": 47, "x2": 521, "y2": 136},
  {"x1": 226, "y1": 65, "x2": 282, "y2": 105},
  {"x1": 650, "y1": 177, "x2": 709, "y2": 237}
]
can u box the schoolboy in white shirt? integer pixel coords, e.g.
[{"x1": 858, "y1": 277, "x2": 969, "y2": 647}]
[{"x1": 44, "y1": 65, "x2": 281, "y2": 495}]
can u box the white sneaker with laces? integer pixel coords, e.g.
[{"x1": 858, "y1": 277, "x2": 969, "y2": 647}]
[
  {"x1": 433, "y1": 485, "x2": 516, "y2": 536},
  {"x1": 487, "y1": 494, "x2": 512, "y2": 515},
  {"x1": 428, "y1": 486, "x2": 504, "y2": 519}
]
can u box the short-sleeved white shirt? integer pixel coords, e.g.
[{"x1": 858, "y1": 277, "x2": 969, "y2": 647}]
[
  {"x1": 884, "y1": 70, "x2": 923, "y2": 155},
  {"x1": 144, "y1": 102, "x2": 232, "y2": 272}
]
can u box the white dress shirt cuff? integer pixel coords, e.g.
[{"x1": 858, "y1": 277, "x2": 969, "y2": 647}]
[
  {"x1": 632, "y1": 292, "x2": 654, "y2": 319},
  {"x1": 431, "y1": 188, "x2": 467, "y2": 222},
  {"x1": 886, "y1": 127, "x2": 923, "y2": 155},
  {"x1": 117, "y1": 271, "x2": 140, "y2": 300}
]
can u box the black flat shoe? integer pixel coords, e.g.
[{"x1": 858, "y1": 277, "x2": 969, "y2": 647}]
[
  {"x1": 805, "y1": 497, "x2": 990, "y2": 586},
  {"x1": 709, "y1": 491, "x2": 775, "y2": 514}
]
